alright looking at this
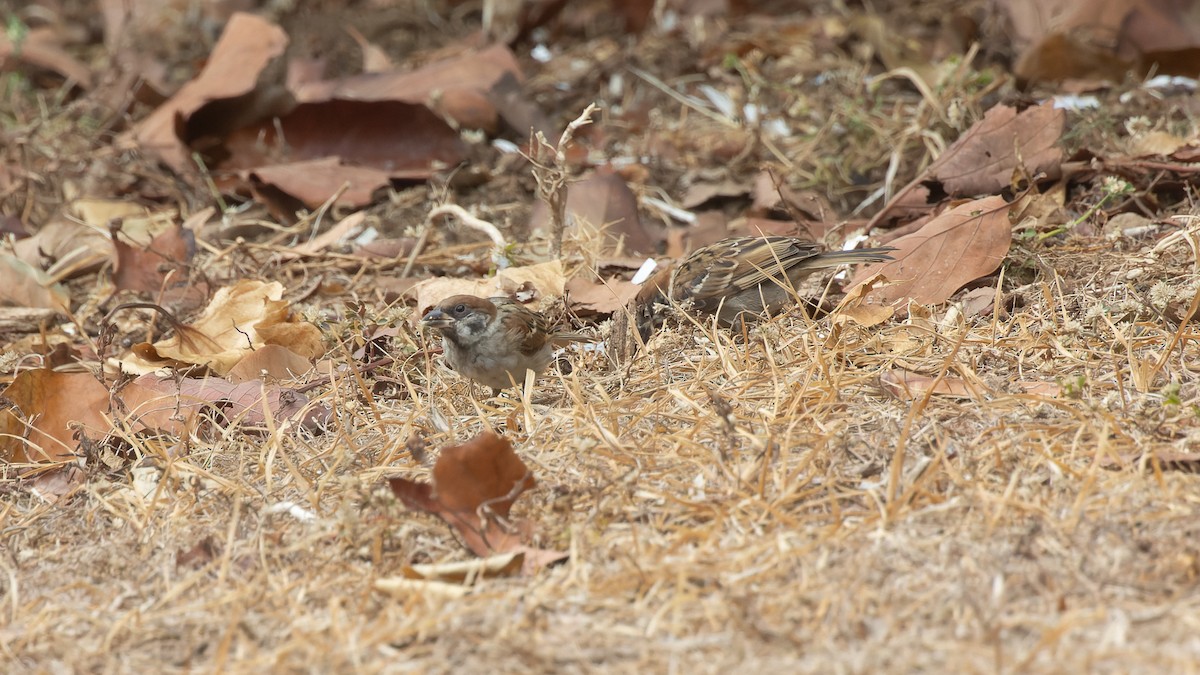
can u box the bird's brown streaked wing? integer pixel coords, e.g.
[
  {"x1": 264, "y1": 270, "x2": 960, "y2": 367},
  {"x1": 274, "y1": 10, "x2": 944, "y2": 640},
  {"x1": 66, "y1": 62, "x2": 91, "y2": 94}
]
[
  {"x1": 679, "y1": 237, "x2": 822, "y2": 301},
  {"x1": 488, "y1": 298, "x2": 548, "y2": 357}
]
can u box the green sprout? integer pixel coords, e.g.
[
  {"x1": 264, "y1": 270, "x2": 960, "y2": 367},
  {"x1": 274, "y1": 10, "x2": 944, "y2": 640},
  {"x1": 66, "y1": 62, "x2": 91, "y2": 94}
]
[
  {"x1": 1162, "y1": 380, "x2": 1182, "y2": 407},
  {"x1": 1038, "y1": 176, "x2": 1134, "y2": 241}
]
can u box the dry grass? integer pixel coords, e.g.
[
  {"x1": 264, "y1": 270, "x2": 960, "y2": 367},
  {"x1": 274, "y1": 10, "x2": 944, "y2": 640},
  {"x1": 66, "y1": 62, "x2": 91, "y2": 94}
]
[
  {"x1": 6, "y1": 1, "x2": 1200, "y2": 673},
  {"x1": 6, "y1": 232, "x2": 1200, "y2": 673}
]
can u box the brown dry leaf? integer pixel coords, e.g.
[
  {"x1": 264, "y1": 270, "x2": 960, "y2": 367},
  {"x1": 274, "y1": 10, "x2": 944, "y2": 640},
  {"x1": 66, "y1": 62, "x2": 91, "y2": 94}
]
[
  {"x1": 292, "y1": 43, "x2": 522, "y2": 132},
  {"x1": 225, "y1": 101, "x2": 467, "y2": 206},
  {"x1": 959, "y1": 286, "x2": 1001, "y2": 319},
  {"x1": 246, "y1": 159, "x2": 395, "y2": 212},
  {"x1": 226, "y1": 345, "x2": 315, "y2": 384},
  {"x1": 488, "y1": 71, "x2": 556, "y2": 140},
  {"x1": 0, "y1": 371, "x2": 111, "y2": 462},
  {"x1": 666, "y1": 211, "x2": 732, "y2": 256},
  {"x1": 354, "y1": 238, "x2": 417, "y2": 260},
  {"x1": 13, "y1": 206, "x2": 130, "y2": 281},
  {"x1": 114, "y1": 376, "x2": 207, "y2": 436},
  {"x1": 127, "y1": 374, "x2": 327, "y2": 431},
  {"x1": 931, "y1": 102, "x2": 1064, "y2": 196},
  {"x1": 565, "y1": 276, "x2": 641, "y2": 316},
  {"x1": 284, "y1": 211, "x2": 368, "y2": 259},
  {"x1": 120, "y1": 280, "x2": 325, "y2": 376},
  {"x1": 854, "y1": 196, "x2": 1012, "y2": 307},
  {"x1": 868, "y1": 103, "x2": 1062, "y2": 229},
  {"x1": 1129, "y1": 130, "x2": 1194, "y2": 157},
  {"x1": 0, "y1": 254, "x2": 71, "y2": 312},
  {"x1": 411, "y1": 261, "x2": 566, "y2": 316},
  {"x1": 132, "y1": 13, "x2": 289, "y2": 172},
  {"x1": 388, "y1": 432, "x2": 564, "y2": 570},
  {"x1": 1009, "y1": 183, "x2": 1069, "y2": 235},
  {"x1": 832, "y1": 273, "x2": 895, "y2": 328},
  {"x1": 112, "y1": 222, "x2": 195, "y2": 295},
  {"x1": 1002, "y1": 0, "x2": 1200, "y2": 83},
  {"x1": 530, "y1": 171, "x2": 654, "y2": 255},
  {"x1": 0, "y1": 27, "x2": 93, "y2": 89},
  {"x1": 681, "y1": 179, "x2": 750, "y2": 209},
  {"x1": 880, "y1": 369, "x2": 985, "y2": 400},
  {"x1": 27, "y1": 465, "x2": 86, "y2": 504},
  {"x1": 750, "y1": 171, "x2": 836, "y2": 222}
]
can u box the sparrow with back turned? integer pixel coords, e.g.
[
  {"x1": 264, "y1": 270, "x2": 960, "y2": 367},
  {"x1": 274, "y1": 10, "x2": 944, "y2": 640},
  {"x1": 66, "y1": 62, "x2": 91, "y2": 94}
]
[
  {"x1": 421, "y1": 294, "x2": 595, "y2": 394},
  {"x1": 634, "y1": 236, "x2": 895, "y2": 340}
]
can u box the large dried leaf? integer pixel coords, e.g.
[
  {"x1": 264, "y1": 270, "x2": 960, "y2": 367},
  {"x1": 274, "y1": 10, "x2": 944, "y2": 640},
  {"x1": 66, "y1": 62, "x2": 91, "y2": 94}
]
[
  {"x1": 120, "y1": 280, "x2": 324, "y2": 376},
  {"x1": 246, "y1": 159, "x2": 396, "y2": 210},
  {"x1": 389, "y1": 432, "x2": 533, "y2": 555},
  {"x1": 869, "y1": 103, "x2": 1063, "y2": 228},
  {"x1": 1001, "y1": 0, "x2": 1200, "y2": 82},
  {"x1": 132, "y1": 13, "x2": 289, "y2": 172},
  {"x1": 853, "y1": 196, "x2": 1013, "y2": 306},
  {"x1": 126, "y1": 374, "x2": 328, "y2": 431},
  {"x1": 0, "y1": 371, "x2": 110, "y2": 463},
  {"x1": 291, "y1": 43, "x2": 522, "y2": 132},
  {"x1": 928, "y1": 103, "x2": 1064, "y2": 195},
  {"x1": 225, "y1": 345, "x2": 314, "y2": 384},
  {"x1": 388, "y1": 432, "x2": 565, "y2": 572},
  {"x1": 223, "y1": 100, "x2": 467, "y2": 207}
]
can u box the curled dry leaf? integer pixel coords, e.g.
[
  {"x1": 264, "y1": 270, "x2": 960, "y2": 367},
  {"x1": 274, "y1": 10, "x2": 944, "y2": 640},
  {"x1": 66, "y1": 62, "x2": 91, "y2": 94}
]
[
  {"x1": 119, "y1": 280, "x2": 325, "y2": 377},
  {"x1": 852, "y1": 196, "x2": 1012, "y2": 307},
  {"x1": 388, "y1": 432, "x2": 567, "y2": 573},
  {"x1": 228, "y1": 101, "x2": 468, "y2": 208},
  {"x1": 832, "y1": 273, "x2": 895, "y2": 328},
  {"x1": 132, "y1": 12, "x2": 289, "y2": 173}
]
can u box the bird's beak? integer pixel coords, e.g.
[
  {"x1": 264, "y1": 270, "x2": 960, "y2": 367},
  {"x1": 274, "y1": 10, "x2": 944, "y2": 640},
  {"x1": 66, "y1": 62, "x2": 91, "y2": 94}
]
[{"x1": 421, "y1": 308, "x2": 453, "y2": 329}]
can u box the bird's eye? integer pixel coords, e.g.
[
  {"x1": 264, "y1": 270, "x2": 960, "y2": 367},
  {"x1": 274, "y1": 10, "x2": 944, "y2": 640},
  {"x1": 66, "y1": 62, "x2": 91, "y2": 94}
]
[{"x1": 453, "y1": 303, "x2": 466, "y2": 315}]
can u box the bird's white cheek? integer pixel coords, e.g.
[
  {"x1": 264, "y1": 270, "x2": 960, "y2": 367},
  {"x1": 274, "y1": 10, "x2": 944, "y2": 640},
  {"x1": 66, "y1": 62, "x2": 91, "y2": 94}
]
[{"x1": 455, "y1": 316, "x2": 493, "y2": 342}]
